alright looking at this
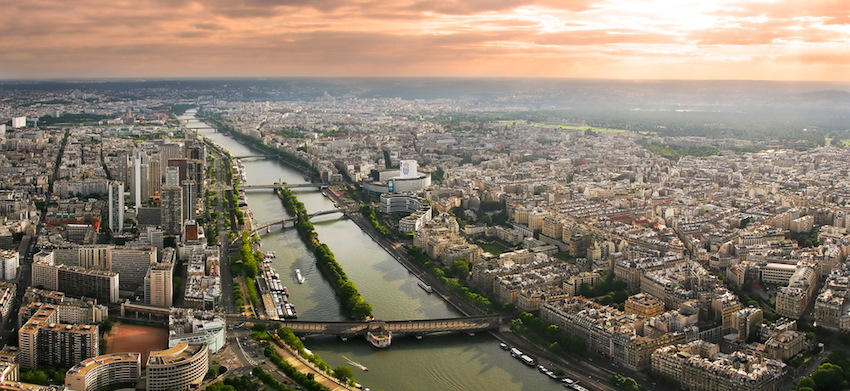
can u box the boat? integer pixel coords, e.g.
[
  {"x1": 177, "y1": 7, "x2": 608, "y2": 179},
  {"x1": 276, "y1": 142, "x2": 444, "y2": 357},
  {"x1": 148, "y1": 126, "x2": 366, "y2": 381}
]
[
  {"x1": 499, "y1": 343, "x2": 509, "y2": 350},
  {"x1": 295, "y1": 269, "x2": 305, "y2": 284},
  {"x1": 366, "y1": 330, "x2": 392, "y2": 348},
  {"x1": 417, "y1": 280, "x2": 433, "y2": 293},
  {"x1": 510, "y1": 348, "x2": 522, "y2": 357},
  {"x1": 264, "y1": 251, "x2": 276, "y2": 258}
]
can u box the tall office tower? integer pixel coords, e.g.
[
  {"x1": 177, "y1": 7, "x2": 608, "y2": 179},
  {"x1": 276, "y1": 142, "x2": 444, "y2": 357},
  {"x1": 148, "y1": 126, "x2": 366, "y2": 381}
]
[
  {"x1": 165, "y1": 166, "x2": 180, "y2": 187},
  {"x1": 182, "y1": 180, "x2": 197, "y2": 222},
  {"x1": 149, "y1": 153, "x2": 161, "y2": 200},
  {"x1": 116, "y1": 151, "x2": 129, "y2": 185},
  {"x1": 187, "y1": 144, "x2": 206, "y2": 180},
  {"x1": 145, "y1": 262, "x2": 173, "y2": 308},
  {"x1": 131, "y1": 150, "x2": 149, "y2": 208},
  {"x1": 161, "y1": 186, "x2": 184, "y2": 235},
  {"x1": 167, "y1": 158, "x2": 188, "y2": 184},
  {"x1": 159, "y1": 142, "x2": 183, "y2": 177},
  {"x1": 108, "y1": 181, "x2": 124, "y2": 233},
  {"x1": 188, "y1": 160, "x2": 205, "y2": 191}
]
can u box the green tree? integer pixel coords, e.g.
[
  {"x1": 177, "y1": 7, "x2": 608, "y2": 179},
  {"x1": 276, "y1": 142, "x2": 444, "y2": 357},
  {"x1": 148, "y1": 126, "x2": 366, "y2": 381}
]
[
  {"x1": 797, "y1": 376, "x2": 816, "y2": 390},
  {"x1": 333, "y1": 366, "x2": 355, "y2": 383},
  {"x1": 206, "y1": 383, "x2": 237, "y2": 391},
  {"x1": 452, "y1": 260, "x2": 470, "y2": 279},
  {"x1": 352, "y1": 301, "x2": 373, "y2": 320},
  {"x1": 812, "y1": 363, "x2": 846, "y2": 391}
]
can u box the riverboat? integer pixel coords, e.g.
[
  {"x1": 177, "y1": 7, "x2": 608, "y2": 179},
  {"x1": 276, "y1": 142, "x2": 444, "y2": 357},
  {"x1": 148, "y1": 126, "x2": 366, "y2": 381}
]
[
  {"x1": 367, "y1": 330, "x2": 392, "y2": 348},
  {"x1": 295, "y1": 269, "x2": 305, "y2": 284},
  {"x1": 417, "y1": 280, "x2": 433, "y2": 293}
]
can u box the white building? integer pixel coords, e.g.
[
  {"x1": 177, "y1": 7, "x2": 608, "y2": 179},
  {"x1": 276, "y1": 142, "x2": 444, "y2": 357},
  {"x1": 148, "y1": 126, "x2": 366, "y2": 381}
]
[
  {"x1": 0, "y1": 250, "x2": 18, "y2": 281},
  {"x1": 11, "y1": 117, "x2": 26, "y2": 129}
]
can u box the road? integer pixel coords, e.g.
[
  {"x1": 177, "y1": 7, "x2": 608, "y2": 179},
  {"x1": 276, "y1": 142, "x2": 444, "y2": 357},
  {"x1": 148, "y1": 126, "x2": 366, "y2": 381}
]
[{"x1": 214, "y1": 154, "x2": 237, "y2": 314}]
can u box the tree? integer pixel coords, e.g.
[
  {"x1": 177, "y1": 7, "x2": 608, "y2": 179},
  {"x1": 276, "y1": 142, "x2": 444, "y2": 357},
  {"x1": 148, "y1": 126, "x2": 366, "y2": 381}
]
[
  {"x1": 206, "y1": 383, "x2": 236, "y2": 391},
  {"x1": 812, "y1": 363, "x2": 846, "y2": 391},
  {"x1": 452, "y1": 260, "x2": 470, "y2": 279},
  {"x1": 797, "y1": 376, "x2": 816, "y2": 390},
  {"x1": 333, "y1": 366, "x2": 355, "y2": 383},
  {"x1": 352, "y1": 301, "x2": 373, "y2": 320}
]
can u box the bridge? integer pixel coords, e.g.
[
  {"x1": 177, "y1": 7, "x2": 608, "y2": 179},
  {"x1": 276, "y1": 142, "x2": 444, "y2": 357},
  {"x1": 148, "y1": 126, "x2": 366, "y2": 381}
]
[
  {"x1": 223, "y1": 183, "x2": 325, "y2": 191},
  {"x1": 233, "y1": 155, "x2": 271, "y2": 159},
  {"x1": 250, "y1": 208, "x2": 347, "y2": 234},
  {"x1": 226, "y1": 315, "x2": 508, "y2": 345}
]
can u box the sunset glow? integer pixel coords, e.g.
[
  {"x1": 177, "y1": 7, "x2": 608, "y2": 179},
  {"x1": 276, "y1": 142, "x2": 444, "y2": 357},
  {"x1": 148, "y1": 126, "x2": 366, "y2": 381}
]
[{"x1": 1, "y1": 0, "x2": 848, "y2": 80}]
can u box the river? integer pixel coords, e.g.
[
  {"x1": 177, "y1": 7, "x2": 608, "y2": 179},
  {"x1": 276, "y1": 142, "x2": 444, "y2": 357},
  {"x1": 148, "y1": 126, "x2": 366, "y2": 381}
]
[{"x1": 181, "y1": 110, "x2": 561, "y2": 391}]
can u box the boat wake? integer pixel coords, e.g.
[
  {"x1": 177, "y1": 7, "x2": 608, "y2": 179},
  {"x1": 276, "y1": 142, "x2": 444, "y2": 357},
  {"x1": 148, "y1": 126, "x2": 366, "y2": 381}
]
[{"x1": 342, "y1": 355, "x2": 369, "y2": 371}]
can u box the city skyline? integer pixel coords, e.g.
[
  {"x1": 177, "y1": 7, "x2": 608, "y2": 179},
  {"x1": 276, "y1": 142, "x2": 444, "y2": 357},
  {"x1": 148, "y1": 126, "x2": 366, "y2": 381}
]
[{"x1": 2, "y1": 0, "x2": 849, "y2": 81}]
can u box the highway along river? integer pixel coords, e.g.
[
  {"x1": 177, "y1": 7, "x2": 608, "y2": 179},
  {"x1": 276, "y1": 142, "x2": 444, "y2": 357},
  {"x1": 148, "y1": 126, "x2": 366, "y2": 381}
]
[{"x1": 182, "y1": 110, "x2": 560, "y2": 391}]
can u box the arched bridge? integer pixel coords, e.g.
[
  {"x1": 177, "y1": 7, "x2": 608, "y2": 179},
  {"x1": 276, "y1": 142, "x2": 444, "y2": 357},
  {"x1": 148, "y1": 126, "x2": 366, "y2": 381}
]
[
  {"x1": 250, "y1": 208, "x2": 347, "y2": 234},
  {"x1": 226, "y1": 315, "x2": 508, "y2": 338},
  {"x1": 224, "y1": 183, "x2": 325, "y2": 191}
]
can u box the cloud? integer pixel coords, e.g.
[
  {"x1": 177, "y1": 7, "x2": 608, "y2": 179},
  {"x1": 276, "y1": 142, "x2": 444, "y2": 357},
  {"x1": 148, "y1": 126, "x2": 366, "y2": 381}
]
[
  {"x1": 714, "y1": 0, "x2": 850, "y2": 25},
  {"x1": 0, "y1": 0, "x2": 848, "y2": 79}
]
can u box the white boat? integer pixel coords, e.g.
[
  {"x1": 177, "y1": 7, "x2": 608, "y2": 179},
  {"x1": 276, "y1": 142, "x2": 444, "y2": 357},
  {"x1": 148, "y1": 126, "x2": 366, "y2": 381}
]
[
  {"x1": 295, "y1": 269, "x2": 305, "y2": 284},
  {"x1": 366, "y1": 330, "x2": 392, "y2": 348},
  {"x1": 417, "y1": 280, "x2": 433, "y2": 293}
]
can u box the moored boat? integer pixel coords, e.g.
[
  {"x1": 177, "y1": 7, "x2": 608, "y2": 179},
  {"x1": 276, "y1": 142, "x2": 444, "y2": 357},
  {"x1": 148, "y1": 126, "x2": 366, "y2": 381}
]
[
  {"x1": 366, "y1": 330, "x2": 392, "y2": 348},
  {"x1": 417, "y1": 280, "x2": 433, "y2": 293}
]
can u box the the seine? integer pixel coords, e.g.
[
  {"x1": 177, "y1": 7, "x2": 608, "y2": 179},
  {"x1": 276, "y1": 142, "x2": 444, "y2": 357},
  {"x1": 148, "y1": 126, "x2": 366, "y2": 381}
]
[{"x1": 181, "y1": 109, "x2": 561, "y2": 391}]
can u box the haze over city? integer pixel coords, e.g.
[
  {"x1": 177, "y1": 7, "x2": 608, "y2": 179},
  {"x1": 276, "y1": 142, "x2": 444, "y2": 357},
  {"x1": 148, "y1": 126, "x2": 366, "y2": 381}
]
[{"x1": 2, "y1": 0, "x2": 849, "y2": 80}]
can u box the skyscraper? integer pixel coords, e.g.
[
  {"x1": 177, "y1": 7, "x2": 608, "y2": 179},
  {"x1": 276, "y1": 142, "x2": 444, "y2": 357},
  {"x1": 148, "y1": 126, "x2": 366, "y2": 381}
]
[
  {"x1": 161, "y1": 186, "x2": 183, "y2": 235},
  {"x1": 131, "y1": 150, "x2": 149, "y2": 209},
  {"x1": 149, "y1": 152, "x2": 162, "y2": 200},
  {"x1": 108, "y1": 181, "x2": 124, "y2": 233},
  {"x1": 165, "y1": 166, "x2": 180, "y2": 187},
  {"x1": 182, "y1": 180, "x2": 197, "y2": 222}
]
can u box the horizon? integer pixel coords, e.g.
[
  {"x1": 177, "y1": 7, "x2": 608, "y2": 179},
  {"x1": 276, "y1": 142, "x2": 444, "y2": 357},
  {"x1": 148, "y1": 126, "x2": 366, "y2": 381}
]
[{"x1": 2, "y1": 0, "x2": 848, "y2": 81}]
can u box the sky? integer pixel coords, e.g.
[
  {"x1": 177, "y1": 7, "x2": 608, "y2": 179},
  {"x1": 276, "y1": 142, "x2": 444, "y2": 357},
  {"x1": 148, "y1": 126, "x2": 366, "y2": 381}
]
[{"x1": 1, "y1": 0, "x2": 848, "y2": 80}]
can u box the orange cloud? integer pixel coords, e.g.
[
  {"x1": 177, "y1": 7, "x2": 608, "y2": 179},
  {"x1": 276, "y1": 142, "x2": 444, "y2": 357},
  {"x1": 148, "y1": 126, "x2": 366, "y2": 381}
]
[{"x1": 0, "y1": 0, "x2": 848, "y2": 80}]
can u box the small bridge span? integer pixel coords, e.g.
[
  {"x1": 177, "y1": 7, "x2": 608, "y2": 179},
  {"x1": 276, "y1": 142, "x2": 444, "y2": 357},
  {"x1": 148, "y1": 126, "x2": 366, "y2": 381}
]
[{"x1": 249, "y1": 208, "x2": 347, "y2": 234}]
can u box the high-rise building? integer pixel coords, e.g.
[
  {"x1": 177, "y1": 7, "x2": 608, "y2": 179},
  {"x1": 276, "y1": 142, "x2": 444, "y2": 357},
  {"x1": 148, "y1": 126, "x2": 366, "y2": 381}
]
[
  {"x1": 160, "y1": 186, "x2": 183, "y2": 235},
  {"x1": 19, "y1": 305, "x2": 99, "y2": 369},
  {"x1": 167, "y1": 158, "x2": 188, "y2": 184},
  {"x1": 108, "y1": 181, "x2": 124, "y2": 233},
  {"x1": 145, "y1": 263, "x2": 173, "y2": 308},
  {"x1": 148, "y1": 153, "x2": 161, "y2": 201},
  {"x1": 0, "y1": 250, "x2": 18, "y2": 281},
  {"x1": 110, "y1": 248, "x2": 156, "y2": 290},
  {"x1": 165, "y1": 166, "x2": 180, "y2": 187},
  {"x1": 116, "y1": 151, "x2": 129, "y2": 186},
  {"x1": 182, "y1": 180, "x2": 197, "y2": 222}
]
